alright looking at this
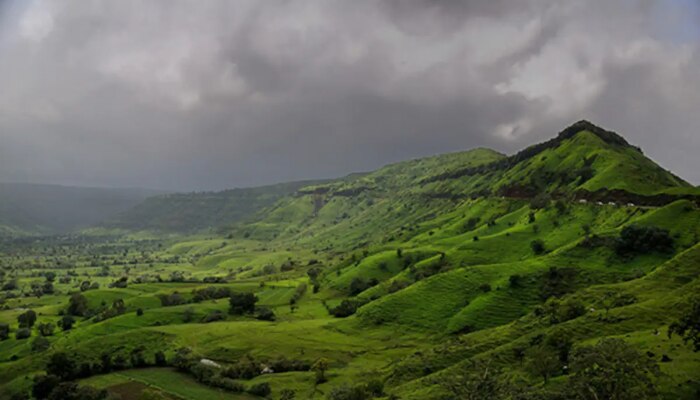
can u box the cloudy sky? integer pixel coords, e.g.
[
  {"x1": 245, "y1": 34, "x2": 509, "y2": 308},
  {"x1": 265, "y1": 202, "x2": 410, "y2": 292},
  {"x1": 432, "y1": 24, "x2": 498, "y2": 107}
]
[{"x1": 0, "y1": 0, "x2": 699, "y2": 191}]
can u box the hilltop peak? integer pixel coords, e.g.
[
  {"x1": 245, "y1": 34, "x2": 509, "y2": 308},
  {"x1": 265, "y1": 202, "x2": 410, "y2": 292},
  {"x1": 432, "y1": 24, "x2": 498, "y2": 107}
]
[{"x1": 558, "y1": 120, "x2": 632, "y2": 148}]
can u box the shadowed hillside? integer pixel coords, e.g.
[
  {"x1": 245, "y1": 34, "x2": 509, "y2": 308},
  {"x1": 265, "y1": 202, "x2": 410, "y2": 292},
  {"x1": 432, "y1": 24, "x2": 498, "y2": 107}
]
[{"x1": 0, "y1": 183, "x2": 163, "y2": 234}]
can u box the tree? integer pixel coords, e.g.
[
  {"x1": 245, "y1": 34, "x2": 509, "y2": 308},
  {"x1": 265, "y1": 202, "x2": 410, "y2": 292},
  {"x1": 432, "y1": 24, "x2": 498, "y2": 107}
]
[
  {"x1": 47, "y1": 352, "x2": 76, "y2": 380},
  {"x1": 67, "y1": 293, "x2": 89, "y2": 316},
  {"x1": 668, "y1": 298, "x2": 700, "y2": 351},
  {"x1": 255, "y1": 307, "x2": 276, "y2": 321},
  {"x1": 444, "y1": 360, "x2": 514, "y2": 400},
  {"x1": 18, "y1": 310, "x2": 37, "y2": 328},
  {"x1": 526, "y1": 346, "x2": 560, "y2": 384},
  {"x1": 45, "y1": 382, "x2": 107, "y2": 400},
  {"x1": 229, "y1": 292, "x2": 257, "y2": 315},
  {"x1": 312, "y1": 357, "x2": 330, "y2": 383},
  {"x1": 59, "y1": 315, "x2": 75, "y2": 331},
  {"x1": 80, "y1": 281, "x2": 91, "y2": 292},
  {"x1": 531, "y1": 240, "x2": 546, "y2": 255},
  {"x1": 568, "y1": 338, "x2": 659, "y2": 400},
  {"x1": 32, "y1": 374, "x2": 60, "y2": 400},
  {"x1": 154, "y1": 351, "x2": 167, "y2": 366},
  {"x1": 42, "y1": 281, "x2": 54, "y2": 295},
  {"x1": 38, "y1": 322, "x2": 55, "y2": 337},
  {"x1": 530, "y1": 193, "x2": 551, "y2": 210},
  {"x1": 508, "y1": 274, "x2": 522, "y2": 288},
  {"x1": 136, "y1": 308, "x2": 144, "y2": 316},
  {"x1": 0, "y1": 323, "x2": 9, "y2": 340}
]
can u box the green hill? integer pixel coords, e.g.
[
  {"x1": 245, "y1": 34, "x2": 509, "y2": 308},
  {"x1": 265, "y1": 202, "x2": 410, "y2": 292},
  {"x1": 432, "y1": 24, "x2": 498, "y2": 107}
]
[
  {"x1": 0, "y1": 121, "x2": 699, "y2": 400},
  {"x1": 101, "y1": 180, "x2": 329, "y2": 233}
]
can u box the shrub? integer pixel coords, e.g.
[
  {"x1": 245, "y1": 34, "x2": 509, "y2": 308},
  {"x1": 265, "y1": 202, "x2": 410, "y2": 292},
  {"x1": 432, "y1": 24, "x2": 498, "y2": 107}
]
[
  {"x1": 255, "y1": 307, "x2": 276, "y2": 321},
  {"x1": 154, "y1": 351, "x2": 167, "y2": 366},
  {"x1": 202, "y1": 310, "x2": 225, "y2": 323},
  {"x1": 508, "y1": 274, "x2": 522, "y2": 288},
  {"x1": 158, "y1": 292, "x2": 186, "y2": 307},
  {"x1": 248, "y1": 382, "x2": 271, "y2": 397},
  {"x1": 67, "y1": 293, "x2": 89, "y2": 316},
  {"x1": 59, "y1": 315, "x2": 75, "y2": 331},
  {"x1": 32, "y1": 374, "x2": 60, "y2": 399},
  {"x1": 327, "y1": 384, "x2": 369, "y2": 400},
  {"x1": 18, "y1": 310, "x2": 37, "y2": 328},
  {"x1": 479, "y1": 283, "x2": 492, "y2": 293},
  {"x1": 15, "y1": 328, "x2": 31, "y2": 340},
  {"x1": 31, "y1": 336, "x2": 50, "y2": 352},
  {"x1": 38, "y1": 322, "x2": 55, "y2": 337},
  {"x1": 330, "y1": 300, "x2": 359, "y2": 318}
]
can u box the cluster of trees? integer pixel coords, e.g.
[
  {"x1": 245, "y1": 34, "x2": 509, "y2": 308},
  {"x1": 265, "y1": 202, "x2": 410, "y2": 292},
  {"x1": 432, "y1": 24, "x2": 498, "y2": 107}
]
[
  {"x1": 615, "y1": 225, "x2": 674, "y2": 256},
  {"x1": 171, "y1": 347, "x2": 310, "y2": 396},
  {"x1": 192, "y1": 286, "x2": 233, "y2": 302},
  {"x1": 329, "y1": 298, "x2": 367, "y2": 318},
  {"x1": 348, "y1": 277, "x2": 379, "y2": 296},
  {"x1": 307, "y1": 267, "x2": 322, "y2": 293},
  {"x1": 539, "y1": 267, "x2": 578, "y2": 300},
  {"x1": 289, "y1": 282, "x2": 307, "y2": 313},
  {"x1": 23, "y1": 349, "x2": 168, "y2": 400},
  {"x1": 449, "y1": 338, "x2": 659, "y2": 400},
  {"x1": 0, "y1": 310, "x2": 62, "y2": 342},
  {"x1": 669, "y1": 297, "x2": 700, "y2": 351}
]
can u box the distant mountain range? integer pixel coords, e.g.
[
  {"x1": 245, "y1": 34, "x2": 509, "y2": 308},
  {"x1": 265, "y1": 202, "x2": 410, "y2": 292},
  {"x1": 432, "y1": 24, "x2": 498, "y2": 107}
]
[{"x1": 0, "y1": 183, "x2": 163, "y2": 234}]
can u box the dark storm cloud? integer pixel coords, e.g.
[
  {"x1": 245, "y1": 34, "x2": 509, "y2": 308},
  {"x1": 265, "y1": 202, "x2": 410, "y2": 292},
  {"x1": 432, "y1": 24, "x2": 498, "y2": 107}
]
[{"x1": 0, "y1": 0, "x2": 698, "y2": 190}]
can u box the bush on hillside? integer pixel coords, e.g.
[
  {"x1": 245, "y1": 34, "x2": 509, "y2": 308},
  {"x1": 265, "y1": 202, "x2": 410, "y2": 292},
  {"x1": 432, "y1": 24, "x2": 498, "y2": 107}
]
[
  {"x1": 15, "y1": 328, "x2": 31, "y2": 340},
  {"x1": 530, "y1": 239, "x2": 546, "y2": 255},
  {"x1": 247, "y1": 382, "x2": 271, "y2": 397},
  {"x1": 330, "y1": 299, "x2": 360, "y2": 318}
]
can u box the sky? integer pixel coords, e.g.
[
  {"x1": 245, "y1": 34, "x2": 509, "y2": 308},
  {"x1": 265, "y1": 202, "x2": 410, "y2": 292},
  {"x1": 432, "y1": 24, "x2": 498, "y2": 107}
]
[{"x1": 0, "y1": 0, "x2": 699, "y2": 191}]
